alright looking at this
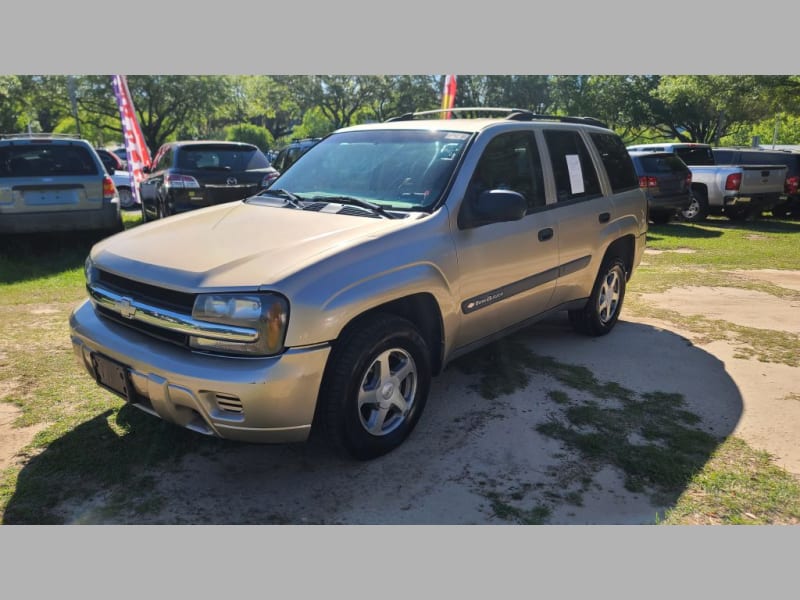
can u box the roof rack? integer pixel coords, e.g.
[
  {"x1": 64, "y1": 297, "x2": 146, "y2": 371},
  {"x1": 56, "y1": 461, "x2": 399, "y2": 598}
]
[
  {"x1": 385, "y1": 107, "x2": 608, "y2": 128},
  {"x1": 0, "y1": 132, "x2": 82, "y2": 140}
]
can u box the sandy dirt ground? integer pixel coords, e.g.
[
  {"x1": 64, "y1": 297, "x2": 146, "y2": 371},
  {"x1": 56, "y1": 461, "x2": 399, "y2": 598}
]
[{"x1": 2, "y1": 270, "x2": 799, "y2": 524}]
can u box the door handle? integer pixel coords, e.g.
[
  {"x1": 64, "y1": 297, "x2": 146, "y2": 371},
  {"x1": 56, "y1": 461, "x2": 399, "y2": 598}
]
[
  {"x1": 538, "y1": 228, "x2": 554, "y2": 242},
  {"x1": 599, "y1": 212, "x2": 610, "y2": 223}
]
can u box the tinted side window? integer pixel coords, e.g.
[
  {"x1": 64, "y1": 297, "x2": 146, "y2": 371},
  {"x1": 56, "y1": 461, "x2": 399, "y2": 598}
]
[
  {"x1": 544, "y1": 130, "x2": 602, "y2": 202},
  {"x1": 737, "y1": 151, "x2": 788, "y2": 166},
  {"x1": 468, "y1": 131, "x2": 546, "y2": 212},
  {"x1": 712, "y1": 149, "x2": 735, "y2": 164},
  {"x1": 590, "y1": 133, "x2": 638, "y2": 193},
  {"x1": 154, "y1": 148, "x2": 173, "y2": 172},
  {"x1": 675, "y1": 147, "x2": 715, "y2": 166}
]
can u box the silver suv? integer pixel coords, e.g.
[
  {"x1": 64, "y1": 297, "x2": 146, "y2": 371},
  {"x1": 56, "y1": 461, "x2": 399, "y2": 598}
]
[
  {"x1": 0, "y1": 133, "x2": 122, "y2": 234},
  {"x1": 70, "y1": 109, "x2": 647, "y2": 459}
]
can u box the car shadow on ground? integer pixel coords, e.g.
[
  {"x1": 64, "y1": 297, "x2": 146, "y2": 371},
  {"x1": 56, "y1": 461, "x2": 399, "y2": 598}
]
[
  {"x1": 2, "y1": 316, "x2": 743, "y2": 525},
  {"x1": 0, "y1": 232, "x2": 109, "y2": 285}
]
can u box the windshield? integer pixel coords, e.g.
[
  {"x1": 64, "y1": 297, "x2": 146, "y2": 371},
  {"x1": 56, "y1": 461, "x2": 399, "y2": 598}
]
[{"x1": 269, "y1": 129, "x2": 471, "y2": 209}]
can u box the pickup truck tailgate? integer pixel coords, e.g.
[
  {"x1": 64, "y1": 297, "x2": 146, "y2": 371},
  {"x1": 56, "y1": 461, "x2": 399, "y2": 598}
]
[{"x1": 740, "y1": 165, "x2": 787, "y2": 195}]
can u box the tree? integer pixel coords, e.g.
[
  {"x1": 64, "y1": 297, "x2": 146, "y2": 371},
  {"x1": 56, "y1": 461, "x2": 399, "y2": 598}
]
[
  {"x1": 649, "y1": 76, "x2": 775, "y2": 143},
  {"x1": 290, "y1": 76, "x2": 388, "y2": 129},
  {"x1": 225, "y1": 123, "x2": 274, "y2": 152},
  {"x1": 76, "y1": 76, "x2": 230, "y2": 154},
  {"x1": 0, "y1": 76, "x2": 22, "y2": 132}
]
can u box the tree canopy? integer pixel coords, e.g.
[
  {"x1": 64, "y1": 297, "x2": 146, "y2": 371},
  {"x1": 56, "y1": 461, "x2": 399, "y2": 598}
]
[{"x1": 3, "y1": 75, "x2": 798, "y2": 153}]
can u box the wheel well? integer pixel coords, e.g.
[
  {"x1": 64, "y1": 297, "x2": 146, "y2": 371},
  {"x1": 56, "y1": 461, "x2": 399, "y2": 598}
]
[
  {"x1": 691, "y1": 183, "x2": 708, "y2": 198},
  {"x1": 604, "y1": 235, "x2": 635, "y2": 280},
  {"x1": 336, "y1": 293, "x2": 445, "y2": 375}
]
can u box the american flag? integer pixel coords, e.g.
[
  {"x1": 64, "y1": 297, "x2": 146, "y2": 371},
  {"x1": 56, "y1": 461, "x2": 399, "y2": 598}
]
[
  {"x1": 441, "y1": 75, "x2": 457, "y2": 119},
  {"x1": 111, "y1": 75, "x2": 152, "y2": 205}
]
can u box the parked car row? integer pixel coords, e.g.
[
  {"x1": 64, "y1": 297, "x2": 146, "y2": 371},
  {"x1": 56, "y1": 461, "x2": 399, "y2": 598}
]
[
  {"x1": 627, "y1": 142, "x2": 799, "y2": 223},
  {"x1": 4, "y1": 126, "x2": 796, "y2": 237}
]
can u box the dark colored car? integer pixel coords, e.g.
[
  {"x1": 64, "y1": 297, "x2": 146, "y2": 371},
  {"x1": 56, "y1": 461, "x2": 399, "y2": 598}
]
[
  {"x1": 713, "y1": 147, "x2": 800, "y2": 218},
  {"x1": 272, "y1": 138, "x2": 321, "y2": 173},
  {"x1": 139, "y1": 141, "x2": 280, "y2": 221},
  {"x1": 628, "y1": 151, "x2": 692, "y2": 224}
]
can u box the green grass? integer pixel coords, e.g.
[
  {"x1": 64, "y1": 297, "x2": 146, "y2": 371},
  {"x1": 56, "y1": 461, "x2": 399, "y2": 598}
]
[
  {"x1": 628, "y1": 217, "x2": 800, "y2": 367},
  {"x1": 661, "y1": 437, "x2": 800, "y2": 525},
  {"x1": 643, "y1": 218, "x2": 800, "y2": 270}
]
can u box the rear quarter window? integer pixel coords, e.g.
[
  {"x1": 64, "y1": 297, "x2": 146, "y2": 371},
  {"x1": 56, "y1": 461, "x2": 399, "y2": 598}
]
[
  {"x1": 590, "y1": 133, "x2": 638, "y2": 193},
  {"x1": 544, "y1": 129, "x2": 602, "y2": 202}
]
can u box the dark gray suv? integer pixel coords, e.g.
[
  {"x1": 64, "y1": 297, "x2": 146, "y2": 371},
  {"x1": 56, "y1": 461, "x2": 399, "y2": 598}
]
[
  {"x1": 628, "y1": 151, "x2": 692, "y2": 224},
  {"x1": 0, "y1": 133, "x2": 122, "y2": 234}
]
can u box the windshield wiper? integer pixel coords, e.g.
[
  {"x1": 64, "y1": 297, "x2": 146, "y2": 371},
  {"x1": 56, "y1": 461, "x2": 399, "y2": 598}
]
[
  {"x1": 257, "y1": 188, "x2": 304, "y2": 209},
  {"x1": 310, "y1": 195, "x2": 396, "y2": 219}
]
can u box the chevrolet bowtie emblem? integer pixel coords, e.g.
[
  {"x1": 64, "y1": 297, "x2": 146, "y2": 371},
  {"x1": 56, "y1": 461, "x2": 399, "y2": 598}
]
[{"x1": 116, "y1": 297, "x2": 137, "y2": 319}]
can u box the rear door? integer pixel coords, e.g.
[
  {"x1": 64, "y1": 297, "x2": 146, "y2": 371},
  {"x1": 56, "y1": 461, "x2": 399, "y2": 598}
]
[
  {"x1": 0, "y1": 141, "x2": 105, "y2": 215},
  {"x1": 541, "y1": 128, "x2": 616, "y2": 307}
]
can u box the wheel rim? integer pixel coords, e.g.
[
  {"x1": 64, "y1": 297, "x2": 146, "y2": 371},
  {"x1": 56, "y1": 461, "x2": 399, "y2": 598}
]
[
  {"x1": 357, "y1": 348, "x2": 417, "y2": 436},
  {"x1": 597, "y1": 267, "x2": 622, "y2": 325},
  {"x1": 118, "y1": 188, "x2": 134, "y2": 209},
  {"x1": 682, "y1": 197, "x2": 699, "y2": 219}
]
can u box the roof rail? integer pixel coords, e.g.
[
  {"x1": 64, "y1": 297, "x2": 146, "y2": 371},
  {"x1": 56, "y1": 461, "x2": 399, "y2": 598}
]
[
  {"x1": 0, "y1": 132, "x2": 82, "y2": 140},
  {"x1": 385, "y1": 107, "x2": 608, "y2": 128}
]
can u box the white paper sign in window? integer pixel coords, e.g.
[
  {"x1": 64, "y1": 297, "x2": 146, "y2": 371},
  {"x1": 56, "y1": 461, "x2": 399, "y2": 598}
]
[{"x1": 566, "y1": 154, "x2": 584, "y2": 195}]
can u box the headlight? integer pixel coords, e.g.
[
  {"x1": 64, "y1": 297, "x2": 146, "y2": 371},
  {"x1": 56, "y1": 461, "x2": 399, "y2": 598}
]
[
  {"x1": 84, "y1": 256, "x2": 97, "y2": 286},
  {"x1": 189, "y1": 293, "x2": 289, "y2": 356}
]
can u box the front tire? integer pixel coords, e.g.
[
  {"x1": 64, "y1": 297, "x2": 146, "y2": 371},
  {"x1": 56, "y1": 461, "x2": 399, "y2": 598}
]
[
  {"x1": 569, "y1": 256, "x2": 627, "y2": 336},
  {"x1": 316, "y1": 313, "x2": 431, "y2": 460}
]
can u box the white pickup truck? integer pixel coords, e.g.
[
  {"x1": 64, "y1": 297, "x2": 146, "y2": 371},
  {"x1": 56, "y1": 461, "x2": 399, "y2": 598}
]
[{"x1": 627, "y1": 142, "x2": 787, "y2": 221}]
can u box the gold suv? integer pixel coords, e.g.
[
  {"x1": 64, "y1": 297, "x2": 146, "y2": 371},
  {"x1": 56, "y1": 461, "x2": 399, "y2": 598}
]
[{"x1": 70, "y1": 108, "x2": 647, "y2": 459}]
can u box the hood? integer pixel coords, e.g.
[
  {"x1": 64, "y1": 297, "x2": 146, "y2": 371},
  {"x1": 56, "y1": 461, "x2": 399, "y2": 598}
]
[{"x1": 92, "y1": 201, "x2": 416, "y2": 291}]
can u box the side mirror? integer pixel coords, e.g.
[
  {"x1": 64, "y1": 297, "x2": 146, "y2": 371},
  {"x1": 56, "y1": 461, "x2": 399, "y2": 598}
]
[
  {"x1": 459, "y1": 189, "x2": 527, "y2": 229},
  {"x1": 142, "y1": 165, "x2": 151, "y2": 174}
]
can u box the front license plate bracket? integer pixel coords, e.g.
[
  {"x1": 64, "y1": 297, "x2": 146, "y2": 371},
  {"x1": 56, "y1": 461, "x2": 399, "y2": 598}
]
[{"x1": 91, "y1": 353, "x2": 131, "y2": 400}]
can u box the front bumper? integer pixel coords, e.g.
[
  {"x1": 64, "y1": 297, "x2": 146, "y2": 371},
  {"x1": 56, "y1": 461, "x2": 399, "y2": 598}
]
[{"x1": 69, "y1": 300, "x2": 330, "y2": 443}]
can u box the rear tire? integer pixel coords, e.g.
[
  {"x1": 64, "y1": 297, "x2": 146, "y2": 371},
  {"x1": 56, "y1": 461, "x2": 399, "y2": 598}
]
[
  {"x1": 316, "y1": 313, "x2": 431, "y2": 460},
  {"x1": 118, "y1": 187, "x2": 134, "y2": 209},
  {"x1": 569, "y1": 256, "x2": 627, "y2": 337},
  {"x1": 681, "y1": 189, "x2": 708, "y2": 222},
  {"x1": 771, "y1": 202, "x2": 792, "y2": 219}
]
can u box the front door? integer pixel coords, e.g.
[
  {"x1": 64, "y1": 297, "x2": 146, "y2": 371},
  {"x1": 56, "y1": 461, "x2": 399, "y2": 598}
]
[{"x1": 451, "y1": 130, "x2": 560, "y2": 351}]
